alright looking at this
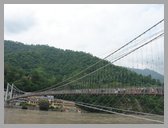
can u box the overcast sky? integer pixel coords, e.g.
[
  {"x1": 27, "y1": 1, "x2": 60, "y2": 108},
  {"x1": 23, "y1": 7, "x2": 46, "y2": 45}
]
[{"x1": 4, "y1": 4, "x2": 164, "y2": 74}]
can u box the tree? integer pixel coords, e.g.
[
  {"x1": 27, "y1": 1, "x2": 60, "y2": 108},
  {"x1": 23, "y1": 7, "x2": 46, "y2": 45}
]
[{"x1": 38, "y1": 99, "x2": 49, "y2": 111}]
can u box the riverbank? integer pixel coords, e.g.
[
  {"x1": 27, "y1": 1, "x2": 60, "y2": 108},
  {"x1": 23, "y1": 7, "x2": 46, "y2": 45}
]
[
  {"x1": 5, "y1": 104, "x2": 82, "y2": 113},
  {"x1": 5, "y1": 98, "x2": 82, "y2": 112}
]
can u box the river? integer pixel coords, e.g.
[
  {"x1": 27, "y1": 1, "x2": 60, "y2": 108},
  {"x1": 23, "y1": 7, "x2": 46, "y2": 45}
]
[{"x1": 4, "y1": 108, "x2": 163, "y2": 124}]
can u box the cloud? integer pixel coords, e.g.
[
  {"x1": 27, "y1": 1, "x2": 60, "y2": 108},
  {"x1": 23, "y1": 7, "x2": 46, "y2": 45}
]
[
  {"x1": 4, "y1": 4, "x2": 36, "y2": 35},
  {"x1": 4, "y1": 16, "x2": 35, "y2": 34}
]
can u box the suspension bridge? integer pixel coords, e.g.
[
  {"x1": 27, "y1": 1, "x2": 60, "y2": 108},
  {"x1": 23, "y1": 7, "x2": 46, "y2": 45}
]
[{"x1": 4, "y1": 19, "x2": 164, "y2": 123}]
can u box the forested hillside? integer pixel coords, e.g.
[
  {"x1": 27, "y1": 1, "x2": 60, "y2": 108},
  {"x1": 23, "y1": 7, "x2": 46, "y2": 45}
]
[{"x1": 4, "y1": 40, "x2": 162, "y2": 92}]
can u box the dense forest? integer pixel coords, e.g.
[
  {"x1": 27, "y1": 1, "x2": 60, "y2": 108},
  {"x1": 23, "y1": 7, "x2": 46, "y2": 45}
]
[
  {"x1": 4, "y1": 40, "x2": 163, "y2": 92},
  {"x1": 4, "y1": 40, "x2": 101, "y2": 91}
]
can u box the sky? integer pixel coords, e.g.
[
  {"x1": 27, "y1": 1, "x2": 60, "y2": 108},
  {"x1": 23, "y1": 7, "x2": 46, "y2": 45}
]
[{"x1": 4, "y1": 4, "x2": 164, "y2": 74}]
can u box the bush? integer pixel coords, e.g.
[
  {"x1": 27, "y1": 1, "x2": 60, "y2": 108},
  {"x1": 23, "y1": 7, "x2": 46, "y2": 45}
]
[
  {"x1": 21, "y1": 102, "x2": 28, "y2": 109},
  {"x1": 38, "y1": 99, "x2": 49, "y2": 111},
  {"x1": 22, "y1": 105, "x2": 28, "y2": 109}
]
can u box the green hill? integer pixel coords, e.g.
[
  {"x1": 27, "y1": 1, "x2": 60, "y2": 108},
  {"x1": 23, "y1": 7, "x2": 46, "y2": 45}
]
[{"x1": 4, "y1": 40, "x2": 162, "y2": 92}]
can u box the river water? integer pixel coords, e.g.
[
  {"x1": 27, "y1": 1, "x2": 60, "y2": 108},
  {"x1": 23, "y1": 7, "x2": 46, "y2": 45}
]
[{"x1": 4, "y1": 108, "x2": 163, "y2": 124}]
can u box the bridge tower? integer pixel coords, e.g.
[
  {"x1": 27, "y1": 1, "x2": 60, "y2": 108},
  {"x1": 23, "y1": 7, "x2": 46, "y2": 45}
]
[
  {"x1": 4, "y1": 83, "x2": 14, "y2": 101},
  {"x1": 4, "y1": 83, "x2": 9, "y2": 101}
]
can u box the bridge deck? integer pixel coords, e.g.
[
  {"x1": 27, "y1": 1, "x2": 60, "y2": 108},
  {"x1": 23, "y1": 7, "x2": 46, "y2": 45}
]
[{"x1": 10, "y1": 87, "x2": 164, "y2": 101}]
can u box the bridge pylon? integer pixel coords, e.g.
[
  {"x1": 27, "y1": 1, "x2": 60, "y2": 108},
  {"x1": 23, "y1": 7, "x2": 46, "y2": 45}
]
[{"x1": 4, "y1": 83, "x2": 14, "y2": 101}]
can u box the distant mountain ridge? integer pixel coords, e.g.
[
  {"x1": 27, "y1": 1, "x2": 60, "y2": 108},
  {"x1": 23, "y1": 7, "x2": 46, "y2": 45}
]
[{"x1": 128, "y1": 68, "x2": 164, "y2": 83}]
